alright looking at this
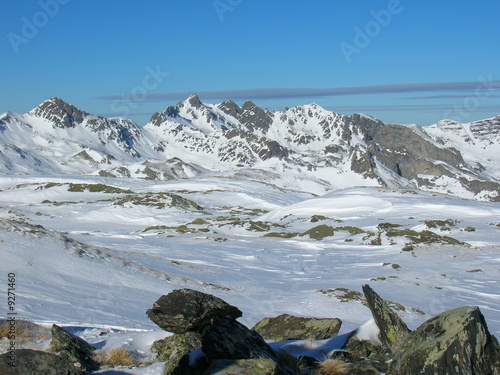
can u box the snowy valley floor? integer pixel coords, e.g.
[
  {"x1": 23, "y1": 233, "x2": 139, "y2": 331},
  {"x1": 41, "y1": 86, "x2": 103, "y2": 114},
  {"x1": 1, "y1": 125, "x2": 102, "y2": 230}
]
[{"x1": 0, "y1": 175, "x2": 499, "y2": 373}]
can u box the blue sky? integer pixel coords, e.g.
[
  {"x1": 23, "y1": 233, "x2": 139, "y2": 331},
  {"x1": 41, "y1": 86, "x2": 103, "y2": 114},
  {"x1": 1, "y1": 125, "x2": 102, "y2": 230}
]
[{"x1": 1, "y1": 0, "x2": 499, "y2": 126}]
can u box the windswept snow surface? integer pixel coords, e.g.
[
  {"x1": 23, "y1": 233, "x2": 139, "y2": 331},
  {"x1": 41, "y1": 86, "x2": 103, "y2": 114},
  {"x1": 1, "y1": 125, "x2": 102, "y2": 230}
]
[{"x1": 1, "y1": 175, "x2": 499, "y2": 373}]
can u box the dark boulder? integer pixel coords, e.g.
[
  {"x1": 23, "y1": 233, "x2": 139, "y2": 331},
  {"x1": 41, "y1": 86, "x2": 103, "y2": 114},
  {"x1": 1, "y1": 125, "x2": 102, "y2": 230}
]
[
  {"x1": 252, "y1": 313, "x2": 342, "y2": 341},
  {"x1": 201, "y1": 317, "x2": 278, "y2": 361},
  {"x1": 146, "y1": 289, "x2": 242, "y2": 334},
  {"x1": 0, "y1": 349, "x2": 84, "y2": 375},
  {"x1": 201, "y1": 317, "x2": 294, "y2": 374},
  {"x1": 50, "y1": 324, "x2": 98, "y2": 372}
]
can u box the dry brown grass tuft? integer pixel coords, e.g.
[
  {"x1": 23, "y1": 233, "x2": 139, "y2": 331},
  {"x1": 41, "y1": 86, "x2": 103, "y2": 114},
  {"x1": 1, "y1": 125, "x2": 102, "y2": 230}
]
[
  {"x1": 315, "y1": 359, "x2": 350, "y2": 375},
  {"x1": 0, "y1": 320, "x2": 49, "y2": 342},
  {"x1": 94, "y1": 347, "x2": 137, "y2": 367}
]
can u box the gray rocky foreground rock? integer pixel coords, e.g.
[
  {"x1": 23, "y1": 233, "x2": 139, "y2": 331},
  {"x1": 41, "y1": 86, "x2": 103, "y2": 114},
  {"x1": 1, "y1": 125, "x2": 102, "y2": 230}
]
[
  {"x1": 362, "y1": 284, "x2": 410, "y2": 353},
  {"x1": 395, "y1": 306, "x2": 500, "y2": 375},
  {"x1": 201, "y1": 317, "x2": 279, "y2": 362},
  {"x1": 0, "y1": 349, "x2": 84, "y2": 375},
  {"x1": 252, "y1": 314, "x2": 342, "y2": 341},
  {"x1": 50, "y1": 324, "x2": 98, "y2": 372},
  {"x1": 200, "y1": 317, "x2": 296, "y2": 375},
  {"x1": 147, "y1": 288, "x2": 242, "y2": 334},
  {"x1": 151, "y1": 331, "x2": 202, "y2": 374},
  {"x1": 362, "y1": 284, "x2": 500, "y2": 375}
]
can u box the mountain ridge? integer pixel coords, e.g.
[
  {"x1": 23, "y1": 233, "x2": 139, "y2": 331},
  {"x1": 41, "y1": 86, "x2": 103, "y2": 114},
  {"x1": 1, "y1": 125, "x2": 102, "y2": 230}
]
[{"x1": 0, "y1": 96, "x2": 499, "y2": 201}]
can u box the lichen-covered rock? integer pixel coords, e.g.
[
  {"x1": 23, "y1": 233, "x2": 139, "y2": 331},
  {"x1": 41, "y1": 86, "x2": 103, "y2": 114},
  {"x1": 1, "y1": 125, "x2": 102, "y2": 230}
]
[
  {"x1": 147, "y1": 289, "x2": 242, "y2": 334},
  {"x1": 340, "y1": 337, "x2": 390, "y2": 375},
  {"x1": 394, "y1": 306, "x2": 500, "y2": 375},
  {"x1": 151, "y1": 331, "x2": 202, "y2": 374},
  {"x1": 50, "y1": 324, "x2": 98, "y2": 372},
  {"x1": 202, "y1": 358, "x2": 279, "y2": 375},
  {"x1": 343, "y1": 336, "x2": 388, "y2": 363},
  {"x1": 361, "y1": 285, "x2": 500, "y2": 375},
  {"x1": 362, "y1": 284, "x2": 410, "y2": 353},
  {"x1": 252, "y1": 314, "x2": 342, "y2": 341},
  {"x1": 0, "y1": 349, "x2": 84, "y2": 375}
]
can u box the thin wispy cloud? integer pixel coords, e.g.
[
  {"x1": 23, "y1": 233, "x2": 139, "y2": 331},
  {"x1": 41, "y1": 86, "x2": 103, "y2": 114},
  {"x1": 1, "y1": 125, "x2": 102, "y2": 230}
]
[
  {"x1": 406, "y1": 94, "x2": 500, "y2": 100},
  {"x1": 95, "y1": 80, "x2": 500, "y2": 102},
  {"x1": 326, "y1": 104, "x2": 500, "y2": 113}
]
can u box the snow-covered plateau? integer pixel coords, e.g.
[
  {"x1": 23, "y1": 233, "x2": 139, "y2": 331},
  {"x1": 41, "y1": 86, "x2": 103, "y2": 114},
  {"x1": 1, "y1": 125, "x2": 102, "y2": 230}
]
[{"x1": 0, "y1": 174, "x2": 499, "y2": 374}]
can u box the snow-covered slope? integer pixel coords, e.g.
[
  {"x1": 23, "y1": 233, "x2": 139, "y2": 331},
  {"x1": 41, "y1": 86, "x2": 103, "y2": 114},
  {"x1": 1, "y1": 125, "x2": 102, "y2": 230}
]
[
  {"x1": 425, "y1": 116, "x2": 500, "y2": 180},
  {"x1": 0, "y1": 98, "x2": 202, "y2": 180},
  {"x1": 1, "y1": 96, "x2": 499, "y2": 200},
  {"x1": 1, "y1": 173, "x2": 499, "y2": 373}
]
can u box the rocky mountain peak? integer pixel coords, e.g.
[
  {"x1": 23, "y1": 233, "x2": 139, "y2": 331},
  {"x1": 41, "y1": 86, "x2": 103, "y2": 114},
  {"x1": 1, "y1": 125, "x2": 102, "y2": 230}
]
[
  {"x1": 241, "y1": 100, "x2": 261, "y2": 112},
  {"x1": 469, "y1": 116, "x2": 500, "y2": 142},
  {"x1": 217, "y1": 100, "x2": 243, "y2": 118},
  {"x1": 239, "y1": 100, "x2": 273, "y2": 132},
  {"x1": 186, "y1": 94, "x2": 203, "y2": 108},
  {"x1": 28, "y1": 97, "x2": 89, "y2": 128}
]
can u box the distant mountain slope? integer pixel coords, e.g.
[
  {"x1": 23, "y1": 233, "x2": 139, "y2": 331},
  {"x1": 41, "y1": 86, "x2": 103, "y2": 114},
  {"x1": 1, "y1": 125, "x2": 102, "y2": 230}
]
[
  {"x1": 0, "y1": 96, "x2": 498, "y2": 200},
  {"x1": 0, "y1": 97, "x2": 202, "y2": 180}
]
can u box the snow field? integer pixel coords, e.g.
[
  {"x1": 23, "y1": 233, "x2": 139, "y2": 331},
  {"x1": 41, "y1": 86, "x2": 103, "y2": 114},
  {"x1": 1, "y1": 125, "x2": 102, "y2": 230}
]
[{"x1": 1, "y1": 175, "x2": 499, "y2": 374}]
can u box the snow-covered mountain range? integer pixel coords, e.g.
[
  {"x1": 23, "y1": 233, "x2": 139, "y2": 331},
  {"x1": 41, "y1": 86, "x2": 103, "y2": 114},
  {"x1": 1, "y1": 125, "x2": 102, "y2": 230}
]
[{"x1": 1, "y1": 96, "x2": 499, "y2": 200}]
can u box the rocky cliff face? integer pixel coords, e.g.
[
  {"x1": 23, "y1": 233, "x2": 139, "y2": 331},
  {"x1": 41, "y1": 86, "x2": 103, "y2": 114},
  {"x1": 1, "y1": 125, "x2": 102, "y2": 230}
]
[{"x1": 0, "y1": 96, "x2": 498, "y2": 200}]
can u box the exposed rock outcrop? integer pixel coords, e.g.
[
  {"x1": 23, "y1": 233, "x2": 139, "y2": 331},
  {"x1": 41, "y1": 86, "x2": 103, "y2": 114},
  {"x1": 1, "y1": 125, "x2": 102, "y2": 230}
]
[
  {"x1": 252, "y1": 314, "x2": 342, "y2": 341},
  {"x1": 201, "y1": 317, "x2": 279, "y2": 362},
  {"x1": 395, "y1": 306, "x2": 500, "y2": 375},
  {"x1": 0, "y1": 349, "x2": 84, "y2": 375},
  {"x1": 151, "y1": 331, "x2": 202, "y2": 375},
  {"x1": 361, "y1": 284, "x2": 500, "y2": 375},
  {"x1": 146, "y1": 288, "x2": 242, "y2": 334},
  {"x1": 50, "y1": 324, "x2": 98, "y2": 372},
  {"x1": 361, "y1": 284, "x2": 410, "y2": 353},
  {"x1": 147, "y1": 289, "x2": 296, "y2": 374},
  {"x1": 342, "y1": 336, "x2": 390, "y2": 374}
]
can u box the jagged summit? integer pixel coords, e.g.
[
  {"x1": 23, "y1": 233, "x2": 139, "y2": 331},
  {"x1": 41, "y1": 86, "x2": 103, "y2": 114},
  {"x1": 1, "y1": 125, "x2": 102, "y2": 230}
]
[
  {"x1": 28, "y1": 97, "x2": 91, "y2": 128},
  {"x1": 186, "y1": 93, "x2": 203, "y2": 108}
]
